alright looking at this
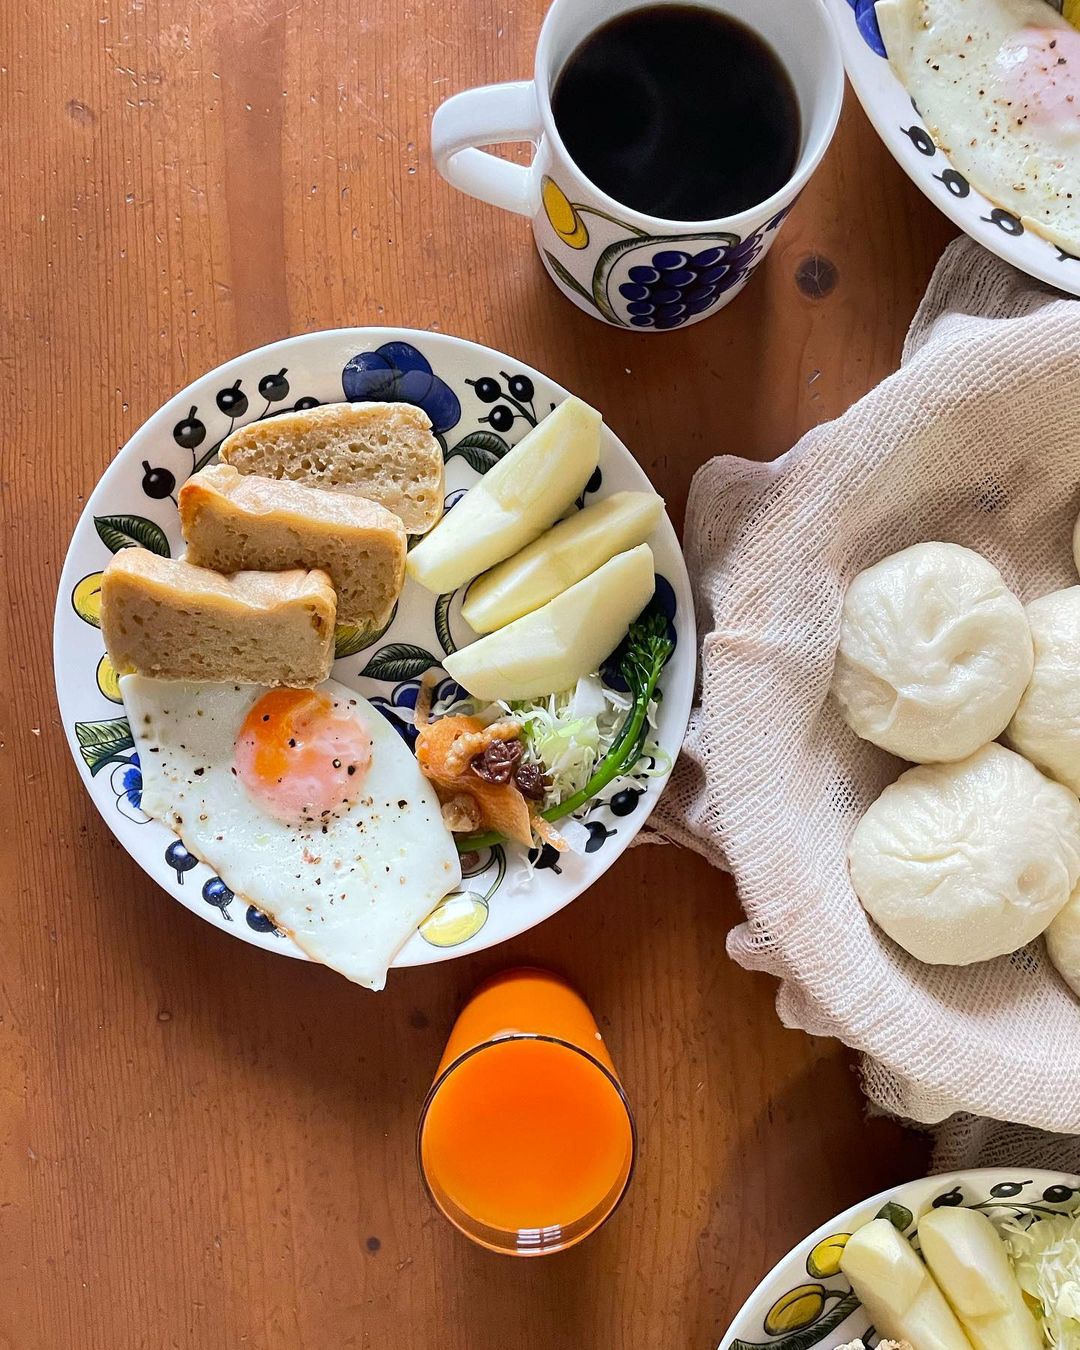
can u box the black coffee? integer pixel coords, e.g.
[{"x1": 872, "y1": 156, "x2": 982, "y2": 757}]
[{"x1": 551, "y1": 5, "x2": 800, "y2": 222}]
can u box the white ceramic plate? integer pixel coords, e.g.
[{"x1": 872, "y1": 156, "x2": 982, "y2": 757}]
[
  {"x1": 54, "y1": 328, "x2": 694, "y2": 970},
  {"x1": 825, "y1": 0, "x2": 1080, "y2": 297},
  {"x1": 719, "y1": 1167, "x2": 1080, "y2": 1348}
]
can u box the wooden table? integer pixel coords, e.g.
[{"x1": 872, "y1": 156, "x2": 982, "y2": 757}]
[{"x1": 2, "y1": 1, "x2": 956, "y2": 1345}]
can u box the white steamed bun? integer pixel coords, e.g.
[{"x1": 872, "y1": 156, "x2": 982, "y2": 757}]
[
  {"x1": 1047, "y1": 887, "x2": 1080, "y2": 999},
  {"x1": 832, "y1": 542, "x2": 1032, "y2": 762},
  {"x1": 848, "y1": 744, "x2": 1080, "y2": 966},
  {"x1": 1006, "y1": 587, "x2": 1080, "y2": 796}
]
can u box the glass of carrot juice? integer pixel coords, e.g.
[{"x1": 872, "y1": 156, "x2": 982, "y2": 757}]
[{"x1": 417, "y1": 968, "x2": 636, "y2": 1255}]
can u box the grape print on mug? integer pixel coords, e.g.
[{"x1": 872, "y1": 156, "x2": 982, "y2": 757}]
[{"x1": 430, "y1": 0, "x2": 843, "y2": 329}]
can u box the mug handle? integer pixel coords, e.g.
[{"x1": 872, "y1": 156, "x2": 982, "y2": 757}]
[{"x1": 431, "y1": 82, "x2": 541, "y2": 218}]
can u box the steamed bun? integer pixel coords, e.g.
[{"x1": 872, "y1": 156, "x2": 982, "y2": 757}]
[
  {"x1": 1047, "y1": 888, "x2": 1080, "y2": 999},
  {"x1": 848, "y1": 744, "x2": 1080, "y2": 965},
  {"x1": 1006, "y1": 588, "x2": 1080, "y2": 796},
  {"x1": 832, "y1": 542, "x2": 1032, "y2": 762}
]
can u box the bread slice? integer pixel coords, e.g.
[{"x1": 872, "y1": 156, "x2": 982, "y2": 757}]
[
  {"x1": 179, "y1": 465, "x2": 405, "y2": 627},
  {"x1": 219, "y1": 401, "x2": 444, "y2": 534},
  {"x1": 101, "y1": 549, "x2": 335, "y2": 687}
]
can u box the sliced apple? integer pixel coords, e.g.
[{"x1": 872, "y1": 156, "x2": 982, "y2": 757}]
[
  {"x1": 443, "y1": 544, "x2": 655, "y2": 702},
  {"x1": 839, "y1": 1219, "x2": 972, "y2": 1350},
  {"x1": 918, "y1": 1207, "x2": 1044, "y2": 1350},
  {"x1": 461, "y1": 490, "x2": 665, "y2": 633},
  {"x1": 406, "y1": 396, "x2": 601, "y2": 595}
]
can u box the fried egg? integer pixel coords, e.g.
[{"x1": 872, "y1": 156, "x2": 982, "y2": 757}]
[
  {"x1": 877, "y1": 0, "x2": 1080, "y2": 253},
  {"x1": 121, "y1": 675, "x2": 461, "y2": 990}
]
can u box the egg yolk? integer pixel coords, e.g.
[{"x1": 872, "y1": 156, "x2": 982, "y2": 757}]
[
  {"x1": 997, "y1": 27, "x2": 1080, "y2": 138},
  {"x1": 234, "y1": 688, "x2": 372, "y2": 825}
]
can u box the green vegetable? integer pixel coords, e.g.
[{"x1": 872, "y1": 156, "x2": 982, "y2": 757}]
[
  {"x1": 507, "y1": 677, "x2": 609, "y2": 808},
  {"x1": 455, "y1": 609, "x2": 674, "y2": 851}
]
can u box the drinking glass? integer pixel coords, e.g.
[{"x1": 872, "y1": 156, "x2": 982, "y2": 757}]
[{"x1": 417, "y1": 968, "x2": 636, "y2": 1255}]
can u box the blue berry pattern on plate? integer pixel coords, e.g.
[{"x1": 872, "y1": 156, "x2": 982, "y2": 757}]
[
  {"x1": 828, "y1": 0, "x2": 1080, "y2": 289},
  {"x1": 165, "y1": 840, "x2": 198, "y2": 883},
  {"x1": 846, "y1": 0, "x2": 886, "y2": 56},
  {"x1": 721, "y1": 1172, "x2": 1079, "y2": 1349},
  {"x1": 202, "y1": 876, "x2": 234, "y2": 921},
  {"x1": 368, "y1": 676, "x2": 468, "y2": 749},
  {"x1": 342, "y1": 341, "x2": 461, "y2": 437},
  {"x1": 246, "y1": 905, "x2": 283, "y2": 935},
  {"x1": 111, "y1": 754, "x2": 148, "y2": 823}
]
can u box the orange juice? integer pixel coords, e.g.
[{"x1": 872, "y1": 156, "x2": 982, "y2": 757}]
[
  {"x1": 434, "y1": 968, "x2": 620, "y2": 1074},
  {"x1": 418, "y1": 970, "x2": 635, "y2": 1255}
]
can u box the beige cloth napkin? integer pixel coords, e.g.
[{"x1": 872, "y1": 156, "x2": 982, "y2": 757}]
[{"x1": 650, "y1": 237, "x2": 1080, "y2": 1163}]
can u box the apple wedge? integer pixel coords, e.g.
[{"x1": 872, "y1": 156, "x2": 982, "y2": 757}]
[
  {"x1": 443, "y1": 544, "x2": 655, "y2": 702},
  {"x1": 918, "y1": 1207, "x2": 1044, "y2": 1350},
  {"x1": 406, "y1": 396, "x2": 601, "y2": 595},
  {"x1": 461, "y1": 490, "x2": 665, "y2": 633},
  {"x1": 839, "y1": 1219, "x2": 971, "y2": 1350}
]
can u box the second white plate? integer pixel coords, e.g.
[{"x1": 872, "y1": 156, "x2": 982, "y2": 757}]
[
  {"x1": 719, "y1": 1167, "x2": 1080, "y2": 1348},
  {"x1": 825, "y1": 0, "x2": 1080, "y2": 297}
]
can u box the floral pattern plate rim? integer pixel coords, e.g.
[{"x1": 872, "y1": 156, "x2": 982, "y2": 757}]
[
  {"x1": 54, "y1": 327, "x2": 695, "y2": 971},
  {"x1": 824, "y1": 0, "x2": 1080, "y2": 298},
  {"x1": 718, "y1": 1167, "x2": 1080, "y2": 1349}
]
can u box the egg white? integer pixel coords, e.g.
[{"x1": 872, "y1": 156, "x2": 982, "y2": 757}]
[
  {"x1": 121, "y1": 675, "x2": 461, "y2": 990},
  {"x1": 877, "y1": 0, "x2": 1080, "y2": 253}
]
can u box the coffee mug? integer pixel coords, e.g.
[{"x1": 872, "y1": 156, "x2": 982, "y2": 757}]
[{"x1": 431, "y1": 0, "x2": 843, "y2": 331}]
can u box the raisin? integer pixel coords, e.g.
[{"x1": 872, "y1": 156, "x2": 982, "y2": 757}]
[
  {"x1": 513, "y1": 762, "x2": 547, "y2": 801},
  {"x1": 470, "y1": 739, "x2": 523, "y2": 784}
]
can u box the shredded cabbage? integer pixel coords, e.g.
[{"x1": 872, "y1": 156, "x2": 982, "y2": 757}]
[{"x1": 999, "y1": 1212, "x2": 1080, "y2": 1349}]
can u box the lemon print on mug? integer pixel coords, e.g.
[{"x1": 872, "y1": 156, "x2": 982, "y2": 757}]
[{"x1": 542, "y1": 176, "x2": 589, "y2": 249}]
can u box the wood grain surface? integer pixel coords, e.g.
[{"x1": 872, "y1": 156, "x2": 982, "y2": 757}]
[{"x1": 1, "y1": 1, "x2": 956, "y2": 1346}]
